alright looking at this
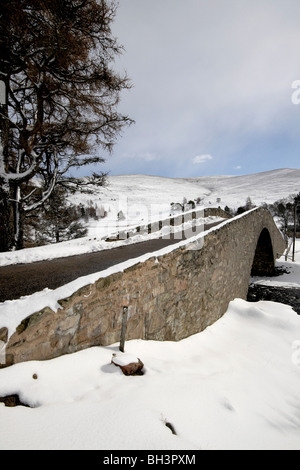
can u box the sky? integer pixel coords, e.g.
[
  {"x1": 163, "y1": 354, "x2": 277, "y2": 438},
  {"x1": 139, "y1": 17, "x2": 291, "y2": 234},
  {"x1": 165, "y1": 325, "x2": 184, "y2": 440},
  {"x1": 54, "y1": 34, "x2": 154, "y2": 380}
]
[{"x1": 94, "y1": 0, "x2": 300, "y2": 178}]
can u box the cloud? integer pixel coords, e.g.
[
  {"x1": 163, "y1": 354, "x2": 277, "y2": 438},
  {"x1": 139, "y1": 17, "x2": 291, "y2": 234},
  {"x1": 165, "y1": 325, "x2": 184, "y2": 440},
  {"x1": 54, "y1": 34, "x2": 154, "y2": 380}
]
[
  {"x1": 193, "y1": 155, "x2": 213, "y2": 164},
  {"x1": 106, "y1": 0, "x2": 300, "y2": 177},
  {"x1": 125, "y1": 152, "x2": 157, "y2": 162}
]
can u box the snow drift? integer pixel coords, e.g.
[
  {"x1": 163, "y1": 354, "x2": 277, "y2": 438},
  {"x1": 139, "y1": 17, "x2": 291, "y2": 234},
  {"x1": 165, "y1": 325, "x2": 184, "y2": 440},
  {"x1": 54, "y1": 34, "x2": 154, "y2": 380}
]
[{"x1": 0, "y1": 298, "x2": 299, "y2": 450}]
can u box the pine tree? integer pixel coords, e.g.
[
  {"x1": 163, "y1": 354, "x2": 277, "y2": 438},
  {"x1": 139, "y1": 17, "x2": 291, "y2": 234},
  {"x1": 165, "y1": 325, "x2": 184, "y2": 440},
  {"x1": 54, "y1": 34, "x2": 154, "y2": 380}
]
[
  {"x1": 26, "y1": 186, "x2": 88, "y2": 245},
  {"x1": 0, "y1": 0, "x2": 132, "y2": 251}
]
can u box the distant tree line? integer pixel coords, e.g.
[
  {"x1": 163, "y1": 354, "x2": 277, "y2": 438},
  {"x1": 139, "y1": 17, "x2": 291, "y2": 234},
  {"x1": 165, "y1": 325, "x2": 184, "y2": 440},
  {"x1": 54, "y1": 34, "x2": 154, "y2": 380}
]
[
  {"x1": 224, "y1": 194, "x2": 300, "y2": 236},
  {"x1": 266, "y1": 193, "x2": 300, "y2": 237},
  {"x1": 224, "y1": 197, "x2": 255, "y2": 216}
]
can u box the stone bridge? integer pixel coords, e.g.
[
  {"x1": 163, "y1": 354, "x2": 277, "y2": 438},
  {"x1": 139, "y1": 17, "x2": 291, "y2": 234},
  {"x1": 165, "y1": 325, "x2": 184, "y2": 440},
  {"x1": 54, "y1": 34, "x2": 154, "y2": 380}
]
[{"x1": 3, "y1": 207, "x2": 286, "y2": 366}]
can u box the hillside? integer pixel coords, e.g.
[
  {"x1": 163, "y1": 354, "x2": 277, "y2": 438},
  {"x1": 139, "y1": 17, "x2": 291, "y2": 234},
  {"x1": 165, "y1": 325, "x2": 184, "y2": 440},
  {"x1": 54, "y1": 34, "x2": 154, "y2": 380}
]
[
  {"x1": 72, "y1": 168, "x2": 300, "y2": 235},
  {"x1": 73, "y1": 168, "x2": 299, "y2": 215},
  {"x1": 190, "y1": 168, "x2": 300, "y2": 208}
]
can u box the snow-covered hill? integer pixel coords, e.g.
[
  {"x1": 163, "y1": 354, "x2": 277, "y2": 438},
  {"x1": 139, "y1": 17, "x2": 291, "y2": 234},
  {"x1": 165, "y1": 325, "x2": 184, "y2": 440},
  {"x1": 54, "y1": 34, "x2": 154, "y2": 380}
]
[
  {"x1": 88, "y1": 167, "x2": 300, "y2": 208},
  {"x1": 73, "y1": 168, "x2": 300, "y2": 236},
  {"x1": 190, "y1": 168, "x2": 300, "y2": 208}
]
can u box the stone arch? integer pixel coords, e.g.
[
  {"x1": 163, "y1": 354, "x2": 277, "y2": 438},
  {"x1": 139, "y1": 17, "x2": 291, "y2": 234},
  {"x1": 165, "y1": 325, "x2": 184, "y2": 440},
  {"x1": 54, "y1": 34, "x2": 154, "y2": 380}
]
[{"x1": 251, "y1": 228, "x2": 275, "y2": 276}]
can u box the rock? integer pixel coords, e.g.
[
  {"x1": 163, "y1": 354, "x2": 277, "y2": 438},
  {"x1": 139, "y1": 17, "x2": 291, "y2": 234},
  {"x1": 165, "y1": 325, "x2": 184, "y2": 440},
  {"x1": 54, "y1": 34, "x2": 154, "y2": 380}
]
[
  {"x1": 0, "y1": 327, "x2": 8, "y2": 343},
  {"x1": 165, "y1": 421, "x2": 177, "y2": 435},
  {"x1": 111, "y1": 353, "x2": 144, "y2": 376},
  {"x1": 0, "y1": 394, "x2": 29, "y2": 407}
]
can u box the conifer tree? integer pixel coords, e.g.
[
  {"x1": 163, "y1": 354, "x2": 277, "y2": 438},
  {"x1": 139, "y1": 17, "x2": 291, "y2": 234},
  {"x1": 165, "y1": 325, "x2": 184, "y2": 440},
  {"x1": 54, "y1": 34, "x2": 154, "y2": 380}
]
[
  {"x1": 0, "y1": 0, "x2": 132, "y2": 251},
  {"x1": 28, "y1": 186, "x2": 88, "y2": 245}
]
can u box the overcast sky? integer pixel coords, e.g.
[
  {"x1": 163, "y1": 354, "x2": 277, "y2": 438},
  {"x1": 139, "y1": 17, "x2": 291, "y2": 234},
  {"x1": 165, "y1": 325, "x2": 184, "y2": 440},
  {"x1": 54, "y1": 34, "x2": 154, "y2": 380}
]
[{"x1": 98, "y1": 0, "x2": 300, "y2": 178}]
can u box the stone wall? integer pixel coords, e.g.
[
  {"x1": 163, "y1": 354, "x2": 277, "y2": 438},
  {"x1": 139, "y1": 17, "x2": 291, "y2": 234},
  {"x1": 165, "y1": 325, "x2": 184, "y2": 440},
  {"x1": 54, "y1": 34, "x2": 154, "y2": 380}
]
[{"x1": 4, "y1": 207, "x2": 286, "y2": 366}]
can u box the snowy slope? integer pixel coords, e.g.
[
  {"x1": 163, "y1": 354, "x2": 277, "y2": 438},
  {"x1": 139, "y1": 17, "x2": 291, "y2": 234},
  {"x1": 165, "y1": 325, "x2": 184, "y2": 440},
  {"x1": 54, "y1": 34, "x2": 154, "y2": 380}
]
[
  {"x1": 1, "y1": 244, "x2": 300, "y2": 450},
  {"x1": 0, "y1": 297, "x2": 299, "y2": 450},
  {"x1": 190, "y1": 168, "x2": 300, "y2": 208},
  {"x1": 74, "y1": 168, "x2": 300, "y2": 237},
  {"x1": 73, "y1": 168, "x2": 300, "y2": 220}
]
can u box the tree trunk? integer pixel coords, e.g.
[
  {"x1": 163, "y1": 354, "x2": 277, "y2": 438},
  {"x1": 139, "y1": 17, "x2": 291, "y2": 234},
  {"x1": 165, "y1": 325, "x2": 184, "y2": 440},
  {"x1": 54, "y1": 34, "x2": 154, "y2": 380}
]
[
  {"x1": 0, "y1": 184, "x2": 13, "y2": 252},
  {"x1": 11, "y1": 184, "x2": 24, "y2": 251},
  {"x1": 55, "y1": 228, "x2": 60, "y2": 243}
]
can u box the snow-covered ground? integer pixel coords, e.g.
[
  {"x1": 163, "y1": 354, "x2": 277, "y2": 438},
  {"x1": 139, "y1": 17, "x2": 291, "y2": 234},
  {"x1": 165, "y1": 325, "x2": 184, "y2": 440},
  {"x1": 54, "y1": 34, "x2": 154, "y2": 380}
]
[
  {"x1": 0, "y1": 168, "x2": 299, "y2": 450},
  {"x1": 0, "y1": 242, "x2": 299, "y2": 450},
  {"x1": 251, "y1": 239, "x2": 300, "y2": 289},
  {"x1": 0, "y1": 302, "x2": 299, "y2": 450}
]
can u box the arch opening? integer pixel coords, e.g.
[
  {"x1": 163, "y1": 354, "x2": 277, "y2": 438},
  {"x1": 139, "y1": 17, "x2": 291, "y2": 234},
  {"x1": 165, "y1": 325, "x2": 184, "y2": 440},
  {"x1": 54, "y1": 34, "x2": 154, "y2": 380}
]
[{"x1": 251, "y1": 228, "x2": 275, "y2": 276}]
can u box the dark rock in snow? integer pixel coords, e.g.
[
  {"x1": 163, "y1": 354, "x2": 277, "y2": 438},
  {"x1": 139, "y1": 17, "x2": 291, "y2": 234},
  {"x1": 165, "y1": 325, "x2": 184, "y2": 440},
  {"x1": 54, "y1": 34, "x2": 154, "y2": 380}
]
[
  {"x1": 111, "y1": 353, "x2": 144, "y2": 376},
  {"x1": 0, "y1": 394, "x2": 29, "y2": 407}
]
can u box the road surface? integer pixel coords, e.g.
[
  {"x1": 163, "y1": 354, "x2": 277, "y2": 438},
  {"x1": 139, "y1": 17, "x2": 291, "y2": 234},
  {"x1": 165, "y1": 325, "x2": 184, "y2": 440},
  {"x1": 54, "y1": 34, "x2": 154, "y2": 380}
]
[{"x1": 0, "y1": 221, "x2": 222, "y2": 302}]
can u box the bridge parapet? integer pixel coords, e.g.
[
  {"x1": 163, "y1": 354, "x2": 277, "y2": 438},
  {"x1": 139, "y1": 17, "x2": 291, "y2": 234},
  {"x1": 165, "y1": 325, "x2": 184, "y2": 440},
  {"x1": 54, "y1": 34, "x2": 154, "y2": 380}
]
[{"x1": 3, "y1": 207, "x2": 286, "y2": 366}]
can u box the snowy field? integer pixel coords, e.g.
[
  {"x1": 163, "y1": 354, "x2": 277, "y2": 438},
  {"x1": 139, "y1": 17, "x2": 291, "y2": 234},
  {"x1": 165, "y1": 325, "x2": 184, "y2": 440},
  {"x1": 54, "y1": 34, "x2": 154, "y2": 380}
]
[
  {"x1": 0, "y1": 242, "x2": 299, "y2": 450},
  {"x1": 0, "y1": 168, "x2": 299, "y2": 450}
]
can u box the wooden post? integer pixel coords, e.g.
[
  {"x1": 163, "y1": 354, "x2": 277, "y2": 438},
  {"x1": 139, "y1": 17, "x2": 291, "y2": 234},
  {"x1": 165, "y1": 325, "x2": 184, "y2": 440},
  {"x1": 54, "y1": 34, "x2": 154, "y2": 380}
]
[
  {"x1": 293, "y1": 196, "x2": 300, "y2": 262},
  {"x1": 119, "y1": 306, "x2": 128, "y2": 353}
]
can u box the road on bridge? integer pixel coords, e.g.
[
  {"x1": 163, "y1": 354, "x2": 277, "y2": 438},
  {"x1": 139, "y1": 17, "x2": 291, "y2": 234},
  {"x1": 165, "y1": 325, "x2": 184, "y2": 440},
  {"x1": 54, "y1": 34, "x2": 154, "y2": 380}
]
[{"x1": 0, "y1": 220, "x2": 222, "y2": 302}]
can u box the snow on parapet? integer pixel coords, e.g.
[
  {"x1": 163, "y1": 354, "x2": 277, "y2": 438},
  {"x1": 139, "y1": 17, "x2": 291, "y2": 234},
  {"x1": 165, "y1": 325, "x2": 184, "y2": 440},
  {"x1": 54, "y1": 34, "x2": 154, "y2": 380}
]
[{"x1": 0, "y1": 207, "x2": 271, "y2": 340}]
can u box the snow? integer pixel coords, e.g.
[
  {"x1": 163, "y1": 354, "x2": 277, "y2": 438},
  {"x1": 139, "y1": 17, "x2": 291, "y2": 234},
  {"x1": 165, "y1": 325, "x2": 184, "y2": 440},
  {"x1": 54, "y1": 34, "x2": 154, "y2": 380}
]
[
  {"x1": 111, "y1": 353, "x2": 141, "y2": 367},
  {"x1": 252, "y1": 240, "x2": 300, "y2": 288},
  {"x1": 0, "y1": 298, "x2": 299, "y2": 450},
  {"x1": 0, "y1": 168, "x2": 300, "y2": 450},
  {"x1": 87, "y1": 169, "x2": 300, "y2": 217},
  {"x1": 0, "y1": 244, "x2": 299, "y2": 450}
]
